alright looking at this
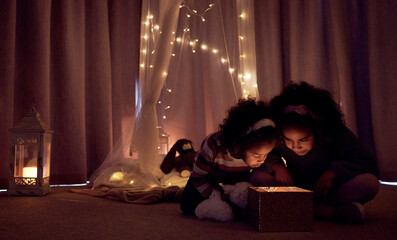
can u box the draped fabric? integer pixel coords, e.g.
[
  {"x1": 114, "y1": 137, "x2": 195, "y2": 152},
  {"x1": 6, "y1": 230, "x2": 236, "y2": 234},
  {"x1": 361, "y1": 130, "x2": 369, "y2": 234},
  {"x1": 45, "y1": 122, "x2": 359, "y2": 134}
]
[
  {"x1": 253, "y1": 0, "x2": 397, "y2": 181},
  {"x1": 0, "y1": 0, "x2": 142, "y2": 187},
  {"x1": 130, "y1": 0, "x2": 182, "y2": 173},
  {"x1": 1, "y1": 0, "x2": 396, "y2": 189}
]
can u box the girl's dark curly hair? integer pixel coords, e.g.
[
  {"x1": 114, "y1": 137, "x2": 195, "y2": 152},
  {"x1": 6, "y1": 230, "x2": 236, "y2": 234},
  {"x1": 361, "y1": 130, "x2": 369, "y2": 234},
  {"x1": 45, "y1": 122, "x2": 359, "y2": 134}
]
[
  {"x1": 219, "y1": 98, "x2": 277, "y2": 157},
  {"x1": 270, "y1": 81, "x2": 344, "y2": 147}
]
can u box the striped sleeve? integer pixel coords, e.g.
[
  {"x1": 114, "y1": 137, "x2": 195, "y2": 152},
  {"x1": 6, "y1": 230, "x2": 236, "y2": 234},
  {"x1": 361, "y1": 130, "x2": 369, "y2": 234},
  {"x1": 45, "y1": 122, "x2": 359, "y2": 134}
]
[{"x1": 191, "y1": 133, "x2": 219, "y2": 198}]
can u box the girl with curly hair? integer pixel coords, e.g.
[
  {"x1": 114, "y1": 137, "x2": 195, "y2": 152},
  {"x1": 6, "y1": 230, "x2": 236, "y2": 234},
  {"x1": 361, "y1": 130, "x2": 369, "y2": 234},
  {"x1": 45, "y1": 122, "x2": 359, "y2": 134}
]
[
  {"x1": 250, "y1": 82, "x2": 380, "y2": 224},
  {"x1": 180, "y1": 98, "x2": 278, "y2": 217}
]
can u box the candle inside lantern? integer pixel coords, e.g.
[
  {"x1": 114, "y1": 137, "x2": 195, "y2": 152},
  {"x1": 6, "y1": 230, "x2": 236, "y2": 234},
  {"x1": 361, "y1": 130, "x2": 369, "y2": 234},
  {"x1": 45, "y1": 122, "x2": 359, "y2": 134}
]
[{"x1": 23, "y1": 167, "x2": 37, "y2": 178}]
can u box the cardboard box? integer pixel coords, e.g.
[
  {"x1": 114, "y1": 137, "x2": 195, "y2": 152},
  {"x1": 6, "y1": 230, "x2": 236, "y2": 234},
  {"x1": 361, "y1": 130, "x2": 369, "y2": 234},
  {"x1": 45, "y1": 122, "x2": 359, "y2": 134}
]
[{"x1": 247, "y1": 186, "x2": 313, "y2": 232}]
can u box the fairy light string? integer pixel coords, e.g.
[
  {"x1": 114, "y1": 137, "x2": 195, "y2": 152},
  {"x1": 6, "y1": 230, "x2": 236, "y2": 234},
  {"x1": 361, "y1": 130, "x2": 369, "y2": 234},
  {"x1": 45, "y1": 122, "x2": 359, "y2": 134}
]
[{"x1": 139, "y1": 1, "x2": 259, "y2": 149}]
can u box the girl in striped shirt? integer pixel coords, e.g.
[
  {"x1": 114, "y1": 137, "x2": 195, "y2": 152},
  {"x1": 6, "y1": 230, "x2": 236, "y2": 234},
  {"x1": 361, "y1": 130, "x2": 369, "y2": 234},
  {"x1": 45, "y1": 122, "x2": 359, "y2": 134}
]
[{"x1": 180, "y1": 98, "x2": 279, "y2": 216}]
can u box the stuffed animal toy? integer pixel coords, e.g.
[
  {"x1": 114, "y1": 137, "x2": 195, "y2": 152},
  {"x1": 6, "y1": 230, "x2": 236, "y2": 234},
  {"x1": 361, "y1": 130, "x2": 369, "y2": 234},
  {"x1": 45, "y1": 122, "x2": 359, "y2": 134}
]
[
  {"x1": 195, "y1": 181, "x2": 252, "y2": 222},
  {"x1": 160, "y1": 139, "x2": 196, "y2": 177}
]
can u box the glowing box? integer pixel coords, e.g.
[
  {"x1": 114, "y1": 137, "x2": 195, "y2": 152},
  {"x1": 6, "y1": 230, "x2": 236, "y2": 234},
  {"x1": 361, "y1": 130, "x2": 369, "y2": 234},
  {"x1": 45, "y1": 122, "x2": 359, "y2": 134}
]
[{"x1": 247, "y1": 186, "x2": 313, "y2": 232}]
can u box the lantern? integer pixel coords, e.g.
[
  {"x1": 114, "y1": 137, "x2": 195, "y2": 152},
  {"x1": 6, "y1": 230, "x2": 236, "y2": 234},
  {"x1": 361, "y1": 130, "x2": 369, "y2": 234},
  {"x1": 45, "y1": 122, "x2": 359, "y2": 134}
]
[{"x1": 8, "y1": 106, "x2": 53, "y2": 196}]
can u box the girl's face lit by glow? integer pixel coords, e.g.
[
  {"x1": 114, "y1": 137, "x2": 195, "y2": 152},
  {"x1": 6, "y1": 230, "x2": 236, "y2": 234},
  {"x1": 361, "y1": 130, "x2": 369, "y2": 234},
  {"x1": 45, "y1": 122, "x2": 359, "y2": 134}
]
[
  {"x1": 244, "y1": 140, "x2": 276, "y2": 168},
  {"x1": 282, "y1": 126, "x2": 314, "y2": 156}
]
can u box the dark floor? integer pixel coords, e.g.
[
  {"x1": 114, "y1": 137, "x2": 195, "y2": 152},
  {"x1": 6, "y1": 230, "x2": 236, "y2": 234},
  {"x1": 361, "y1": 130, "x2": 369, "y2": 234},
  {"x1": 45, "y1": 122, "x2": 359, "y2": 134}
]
[{"x1": 0, "y1": 184, "x2": 397, "y2": 240}]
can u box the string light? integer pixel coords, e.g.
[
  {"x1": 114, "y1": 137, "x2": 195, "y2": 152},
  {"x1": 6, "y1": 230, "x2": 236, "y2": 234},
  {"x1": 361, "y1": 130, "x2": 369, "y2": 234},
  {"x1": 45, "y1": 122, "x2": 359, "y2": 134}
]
[{"x1": 145, "y1": 1, "x2": 258, "y2": 129}]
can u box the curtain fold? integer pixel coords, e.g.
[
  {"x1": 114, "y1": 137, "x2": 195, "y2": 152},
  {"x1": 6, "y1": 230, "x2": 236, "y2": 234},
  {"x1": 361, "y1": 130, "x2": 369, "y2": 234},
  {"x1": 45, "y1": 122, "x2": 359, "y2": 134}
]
[
  {"x1": 50, "y1": 0, "x2": 87, "y2": 183},
  {"x1": 367, "y1": 0, "x2": 397, "y2": 181},
  {"x1": 0, "y1": 0, "x2": 17, "y2": 187}
]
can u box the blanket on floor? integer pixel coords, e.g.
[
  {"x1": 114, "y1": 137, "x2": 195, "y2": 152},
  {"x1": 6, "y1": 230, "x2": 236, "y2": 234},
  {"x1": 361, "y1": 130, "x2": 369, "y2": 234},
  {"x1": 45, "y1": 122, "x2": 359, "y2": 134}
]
[{"x1": 70, "y1": 186, "x2": 183, "y2": 204}]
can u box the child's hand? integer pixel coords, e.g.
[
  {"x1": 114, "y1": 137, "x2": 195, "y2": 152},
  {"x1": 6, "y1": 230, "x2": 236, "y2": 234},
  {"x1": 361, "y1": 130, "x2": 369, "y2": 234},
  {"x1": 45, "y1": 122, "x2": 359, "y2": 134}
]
[
  {"x1": 272, "y1": 164, "x2": 293, "y2": 186},
  {"x1": 313, "y1": 170, "x2": 336, "y2": 201}
]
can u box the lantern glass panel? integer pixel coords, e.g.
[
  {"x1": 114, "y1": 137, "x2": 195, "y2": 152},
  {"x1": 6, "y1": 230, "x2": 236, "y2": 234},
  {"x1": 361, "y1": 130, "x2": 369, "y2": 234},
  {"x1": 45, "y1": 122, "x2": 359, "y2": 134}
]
[
  {"x1": 14, "y1": 143, "x2": 38, "y2": 178},
  {"x1": 43, "y1": 134, "x2": 51, "y2": 177}
]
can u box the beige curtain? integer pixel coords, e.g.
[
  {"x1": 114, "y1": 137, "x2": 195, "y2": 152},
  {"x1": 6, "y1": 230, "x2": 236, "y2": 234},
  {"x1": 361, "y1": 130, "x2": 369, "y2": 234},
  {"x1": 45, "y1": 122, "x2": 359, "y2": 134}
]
[
  {"x1": 253, "y1": 0, "x2": 397, "y2": 181},
  {"x1": 0, "y1": 0, "x2": 141, "y2": 187}
]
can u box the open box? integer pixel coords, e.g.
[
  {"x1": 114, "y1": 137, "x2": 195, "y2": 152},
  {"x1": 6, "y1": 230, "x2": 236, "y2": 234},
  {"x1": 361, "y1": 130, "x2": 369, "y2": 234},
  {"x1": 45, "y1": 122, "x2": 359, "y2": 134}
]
[{"x1": 247, "y1": 186, "x2": 313, "y2": 232}]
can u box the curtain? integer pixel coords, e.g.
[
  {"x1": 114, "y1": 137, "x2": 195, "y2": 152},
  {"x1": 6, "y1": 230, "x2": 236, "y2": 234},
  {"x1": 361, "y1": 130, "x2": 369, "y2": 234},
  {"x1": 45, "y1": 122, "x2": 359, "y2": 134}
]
[
  {"x1": 0, "y1": 0, "x2": 142, "y2": 187},
  {"x1": 131, "y1": 0, "x2": 182, "y2": 173},
  {"x1": 1, "y1": 0, "x2": 396, "y2": 189},
  {"x1": 253, "y1": 0, "x2": 397, "y2": 181}
]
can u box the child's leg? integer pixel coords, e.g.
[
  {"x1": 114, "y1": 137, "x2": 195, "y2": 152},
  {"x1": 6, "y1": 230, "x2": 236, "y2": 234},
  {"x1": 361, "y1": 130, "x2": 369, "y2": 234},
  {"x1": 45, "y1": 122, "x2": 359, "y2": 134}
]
[
  {"x1": 249, "y1": 167, "x2": 277, "y2": 186},
  {"x1": 326, "y1": 173, "x2": 379, "y2": 205},
  {"x1": 315, "y1": 173, "x2": 379, "y2": 224},
  {"x1": 180, "y1": 178, "x2": 205, "y2": 215}
]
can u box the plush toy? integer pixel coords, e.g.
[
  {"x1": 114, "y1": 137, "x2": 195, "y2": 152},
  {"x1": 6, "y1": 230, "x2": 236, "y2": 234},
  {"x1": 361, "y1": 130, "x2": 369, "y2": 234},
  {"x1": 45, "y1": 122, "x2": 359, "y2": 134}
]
[
  {"x1": 195, "y1": 181, "x2": 252, "y2": 222},
  {"x1": 160, "y1": 139, "x2": 196, "y2": 177}
]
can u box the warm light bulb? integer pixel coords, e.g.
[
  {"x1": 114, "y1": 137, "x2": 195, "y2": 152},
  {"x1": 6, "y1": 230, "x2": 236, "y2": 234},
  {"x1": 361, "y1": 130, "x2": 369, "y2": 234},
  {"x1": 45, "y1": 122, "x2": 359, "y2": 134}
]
[
  {"x1": 229, "y1": 68, "x2": 235, "y2": 73},
  {"x1": 23, "y1": 167, "x2": 37, "y2": 178},
  {"x1": 201, "y1": 44, "x2": 207, "y2": 50},
  {"x1": 109, "y1": 172, "x2": 124, "y2": 181}
]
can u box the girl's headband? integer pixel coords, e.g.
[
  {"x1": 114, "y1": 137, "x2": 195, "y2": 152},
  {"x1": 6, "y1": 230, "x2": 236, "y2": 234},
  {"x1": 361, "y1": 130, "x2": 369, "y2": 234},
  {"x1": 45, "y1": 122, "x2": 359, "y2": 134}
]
[
  {"x1": 284, "y1": 105, "x2": 314, "y2": 117},
  {"x1": 245, "y1": 118, "x2": 275, "y2": 135}
]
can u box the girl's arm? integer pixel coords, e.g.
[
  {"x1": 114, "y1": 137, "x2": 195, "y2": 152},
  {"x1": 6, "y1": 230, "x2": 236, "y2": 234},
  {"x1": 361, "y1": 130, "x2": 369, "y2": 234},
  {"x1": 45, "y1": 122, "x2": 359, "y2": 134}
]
[
  {"x1": 190, "y1": 134, "x2": 218, "y2": 198},
  {"x1": 259, "y1": 149, "x2": 294, "y2": 186},
  {"x1": 272, "y1": 163, "x2": 294, "y2": 186}
]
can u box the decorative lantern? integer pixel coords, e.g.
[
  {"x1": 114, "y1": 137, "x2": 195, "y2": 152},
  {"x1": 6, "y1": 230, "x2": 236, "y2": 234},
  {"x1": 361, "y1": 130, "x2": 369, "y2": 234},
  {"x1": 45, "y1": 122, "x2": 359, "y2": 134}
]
[{"x1": 8, "y1": 106, "x2": 53, "y2": 196}]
